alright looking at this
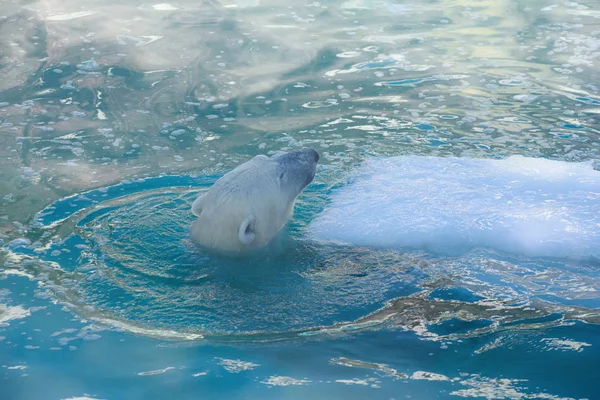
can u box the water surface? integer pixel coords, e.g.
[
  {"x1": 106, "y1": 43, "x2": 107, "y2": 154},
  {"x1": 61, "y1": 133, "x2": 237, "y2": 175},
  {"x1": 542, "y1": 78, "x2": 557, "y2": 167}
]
[{"x1": 1, "y1": 0, "x2": 600, "y2": 399}]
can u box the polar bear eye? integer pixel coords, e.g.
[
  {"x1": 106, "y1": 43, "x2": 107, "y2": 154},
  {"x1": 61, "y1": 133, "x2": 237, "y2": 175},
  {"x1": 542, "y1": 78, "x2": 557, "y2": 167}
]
[{"x1": 279, "y1": 171, "x2": 285, "y2": 180}]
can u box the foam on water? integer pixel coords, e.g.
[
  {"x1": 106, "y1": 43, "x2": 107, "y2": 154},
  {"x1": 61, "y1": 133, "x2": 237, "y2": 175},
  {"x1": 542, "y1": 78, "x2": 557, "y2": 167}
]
[{"x1": 309, "y1": 156, "x2": 600, "y2": 259}]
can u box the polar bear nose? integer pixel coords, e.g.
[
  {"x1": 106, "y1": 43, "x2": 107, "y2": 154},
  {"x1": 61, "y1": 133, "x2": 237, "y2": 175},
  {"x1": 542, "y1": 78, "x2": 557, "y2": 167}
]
[
  {"x1": 299, "y1": 148, "x2": 319, "y2": 163},
  {"x1": 310, "y1": 149, "x2": 320, "y2": 163},
  {"x1": 274, "y1": 148, "x2": 320, "y2": 165}
]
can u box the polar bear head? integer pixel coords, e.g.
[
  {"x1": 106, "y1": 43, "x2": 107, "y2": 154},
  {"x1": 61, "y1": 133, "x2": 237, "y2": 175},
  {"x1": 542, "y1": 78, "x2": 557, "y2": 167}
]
[{"x1": 190, "y1": 148, "x2": 319, "y2": 253}]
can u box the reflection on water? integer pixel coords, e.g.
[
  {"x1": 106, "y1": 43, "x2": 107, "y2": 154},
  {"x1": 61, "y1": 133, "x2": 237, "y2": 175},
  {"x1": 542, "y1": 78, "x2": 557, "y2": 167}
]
[
  {"x1": 2, "y1": 0, "x2": 600, "y2": 236},
  {"x1": 1, "y1": 0, "x2": 600, "y2": 399}
]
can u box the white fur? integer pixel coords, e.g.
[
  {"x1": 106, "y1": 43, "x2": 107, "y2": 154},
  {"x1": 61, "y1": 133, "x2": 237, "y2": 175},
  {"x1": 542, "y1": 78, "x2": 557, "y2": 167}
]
[{"x1": 190, "y1": 151, "x2": 317, "y2": 253}]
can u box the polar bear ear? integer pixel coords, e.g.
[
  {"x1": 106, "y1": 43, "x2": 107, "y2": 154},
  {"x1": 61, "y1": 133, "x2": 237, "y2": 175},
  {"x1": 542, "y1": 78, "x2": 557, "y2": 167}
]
[
  {"x1": 238, "y1": 215, "x2": 256, "y2": 246},
  {"x1": 191, "y1": 194, "x2": 206, "y2": 217}
]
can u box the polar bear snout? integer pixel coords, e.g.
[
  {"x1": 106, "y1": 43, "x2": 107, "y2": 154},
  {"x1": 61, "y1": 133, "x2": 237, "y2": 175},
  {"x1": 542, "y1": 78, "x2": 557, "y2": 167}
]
[
  {"x1": 274, "y1": 148, "x2": 319, "y2": 192},
  {"x1": 276, "y1": 148, "x2": 319, "y2": 164},
  {"x1": 302, "y1": 148, "x2": 320, "y2": 163},
  {"x1": 313, "y1": 149, "x2": 320, "y2": 162}
]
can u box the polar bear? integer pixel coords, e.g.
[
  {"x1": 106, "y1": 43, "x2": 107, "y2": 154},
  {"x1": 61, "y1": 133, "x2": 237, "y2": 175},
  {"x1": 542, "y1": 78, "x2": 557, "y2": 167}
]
[{"x1": 190, "y1": 148, "x2": 319, "y2": 253}]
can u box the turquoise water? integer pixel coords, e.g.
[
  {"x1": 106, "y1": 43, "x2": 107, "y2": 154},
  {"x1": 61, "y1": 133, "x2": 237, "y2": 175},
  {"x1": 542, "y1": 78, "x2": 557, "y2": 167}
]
[{"x1": 1, "y1": 0, "x2": 600, "y2": 399}]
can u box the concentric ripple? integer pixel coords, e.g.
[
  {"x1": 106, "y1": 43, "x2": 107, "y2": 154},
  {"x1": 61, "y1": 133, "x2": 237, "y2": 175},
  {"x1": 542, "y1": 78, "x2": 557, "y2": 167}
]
[
  {"x1": 4, "y1": 175, "x2": 428, "y2": 340},
  {"x1": 3, "y1": 172, "x2": 600, "y2": 343}
]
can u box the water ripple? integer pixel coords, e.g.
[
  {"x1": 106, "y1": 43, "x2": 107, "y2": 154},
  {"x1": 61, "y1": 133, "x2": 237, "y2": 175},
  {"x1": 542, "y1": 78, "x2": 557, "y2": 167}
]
[{"x1": 2, "y1": 174, "x2": 599, "y2": 344}]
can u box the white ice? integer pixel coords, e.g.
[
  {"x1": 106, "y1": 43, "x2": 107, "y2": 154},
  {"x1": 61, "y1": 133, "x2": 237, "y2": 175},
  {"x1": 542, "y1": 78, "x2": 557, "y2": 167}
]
[{"x1": 309, "y1": 156, "x2": 600, "y2": 259}]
